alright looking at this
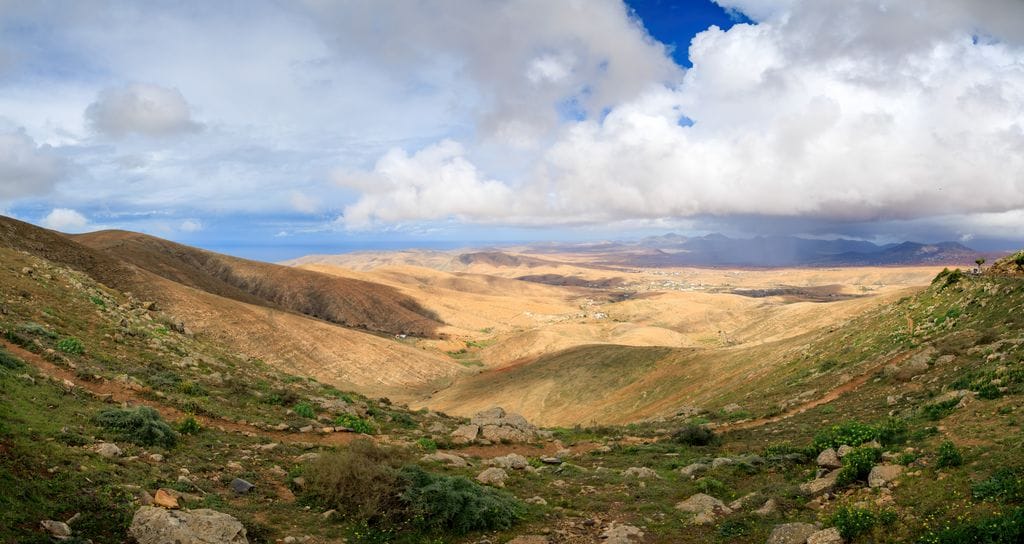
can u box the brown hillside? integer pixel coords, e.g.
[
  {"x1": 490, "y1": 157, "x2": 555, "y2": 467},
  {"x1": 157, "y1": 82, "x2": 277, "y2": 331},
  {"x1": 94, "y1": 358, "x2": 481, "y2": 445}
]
[{"x1": 74, "y1": 230, "x2": 445, "y2": 338}]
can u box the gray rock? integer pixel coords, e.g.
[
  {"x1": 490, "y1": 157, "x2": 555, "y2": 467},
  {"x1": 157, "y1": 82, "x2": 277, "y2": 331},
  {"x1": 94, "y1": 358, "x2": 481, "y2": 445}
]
[
  {"x1": 807, "y1": 527, "x2": 844, "y2": 544},
  {"x1": 868, "y1": 465, "x2": 903, "y2": 488},
  {"x1": 767, "y1": 523, "x2": 818, "y2": 544},
  {"x1": 816, "y1": 448, "x2": 842, "y2": 469},
  {"x1": 129, "y1": 506, "x2": 248, "y2": 544},
  {"x1": 540, "y1": 456, "x2": 562, "y2": 465},
  {"x1": 675, "y1": 493, "x2": 732, "y2": 525},
  {"x1": 722, "y1": 403, "x2": 743, "y2": 413},
  {"x1": 601, "y1": 523, "x2": 645, "y2": 543},
  {"x1": 754, "y1": 498, "x2": 778, "y2": 516},
  {"x1": 622, "y1": 466, "x2": 660, "y2": 479},
  {"x1": 422, "y1": 452, "x2": 469, "y2": 468},
  {"x1": 728, "y1": 492, "x2": 758, "y2": 511},
  {"x1": 40, "y1": 520, "x2": 72, "y2": 538},
  {"x1": 800, "y1": 469, "x2": 839, "y2": 496},
  {"x1": 836, "y1": 445, "x2": 853, "y2": 458},
  {"x1": 711, "y1": 457, "x2": 735, "y2": 468},
  {"x1": 230, "y1": 478, "x2": 255, "y2": 494},
  {"x1": 679, "y1": 462, "x2": 709, "y2": 477},
  {"x1": 91, "y1": 442, "x2": 123, "y2": 458},
  {"x1": 476, "y1": 467, "x2": 508, "y2": 487},
  {"x1": 486, "y1": 453, "x2": 529, "y2": 470}
]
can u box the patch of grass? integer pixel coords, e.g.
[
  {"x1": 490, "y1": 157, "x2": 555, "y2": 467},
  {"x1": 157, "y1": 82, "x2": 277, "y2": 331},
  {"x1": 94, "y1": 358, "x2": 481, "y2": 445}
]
[
  {"x1": 0, "y1": 348, "x2": 24, "y2": 370},
  {"x1": 972, "y1": 467, "x2": 1024, "y2": 503},
  {"x1": 937, "y1": 441, "x2": 963, "y2": 468},
  {"x1": 813, "y1": 420, "x2": 879, "y2": 451},
  {"x1": 921, "y1": 399, "x2": 960, "y2": 421},
  {"x1": 56, "y1": 337, "x2": 85, "y2": 355},
  {"x1": 925, "y1": 507, "x2": 1024, "y2": 543},
  {"x1": 293, "y1": 402, "x2": 316, "y2": 419},
  {"x1": 830, "y1": 506, "x2": 896, "y2": 540},
  {"x1": 177, "y1": 416, "x2": 202, "y2": 435},
  {"x1": 94, "y1": 406, "x2": 177, "y2": 448},
  {"x1": 335, "y1": 413, "x2": 375, "y2": 435},
  {"x1": 416, "y1": 438, "x2": 438, "y2": 452},
  {"x1": 672, "y1": 424, "x2": 718, "y2": 446}
]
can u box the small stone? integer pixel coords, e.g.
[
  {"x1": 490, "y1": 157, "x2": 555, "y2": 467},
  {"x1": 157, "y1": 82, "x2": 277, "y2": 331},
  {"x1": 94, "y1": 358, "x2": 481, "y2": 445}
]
[
  {"x1": 148, "y1": 453, "x2": 164, "y2": 462},
  {"x1": 476, "y1": 467, "x2": 508, "y2": 487},
  {"x1": 622, "y1": 466, "x2": 660, "y2": 479},
  {"x1": 837, "y1": 445, "x2": 853, "y2": 458},
  {"x1": 675, "y1": 493, "x2": 732, "y2": 525},
  {"x1": 153, "y1": 488, "x2": 179, "y2": 509},
  {"x1": 801, "y1": 470, "x2": 839, "y2": 496},
  {"x1": 754, "y1": 498, "x2": 778, "y2": 516},
  {"x1": 540, "y1": 456, "x2": 562, "y2": 465},
  {"x1": 679, "y1": 462, "x2": 709, "y2": 477},
  {"x1": 601, "y1": 523, "x2": 644, "y2": 544},
  {"x1": 422, "y1": 452, "x2": 469, "y2": 468},
  {"x1": 294, "y1": 452, "x2": 320, "y2": 463},
  {"x1": 816, "y1": 448, "x2": 842, "y2": 469},
  {"x1": 711, "y1": 457, "x2": 735, "y2": 468},
  {"x1": 230, "y1": 478, "x2": 255, "y2": 494},
  {"x1": 91, "y1": 442, "x2": 123, "y2": 458},
  {"x1": 767, "y1": 523, "x2": 818, "y2": 544},
  {"x1": 807, "y1": 527, "x2": 844, "y2": 544},
  {"x1": 868, "y1": 465, "x2": 904, "y2": 488},
  {"x1": 524, "y1": 496, "x2": 547, "y2": 505},
  {"x1": 40, "y1": 520, "x2": 72, "y2": 538}
]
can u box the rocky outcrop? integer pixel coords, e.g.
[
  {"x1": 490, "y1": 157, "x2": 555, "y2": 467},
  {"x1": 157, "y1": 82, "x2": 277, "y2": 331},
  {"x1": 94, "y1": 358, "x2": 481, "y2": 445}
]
[
  {"x1": 816, "y1": 448, "x2": 842, "y2": 469},
  {"x1": 476, "y1": 467, "x2": 509, "y2": 487},
  {"x1": 622, "y1": 467, "x2": 660, "y2": 479},
  {"x1": 800, "y1": 470, "x2": 839, "y2": 496},
  {"x1": 807, "y1": 527, "x2": 844, "y2": 544},
  {"x1": 675, "y1": 493, "x2": 732, "y2": 524},
  {"x1": 450, "y1": 407, "x2": 538, "y2": 444},
  {"x1": 486, "y1": 453, "x2": 529, "y2": 470},
  {"x1": 767, "y1": 523, "x2": 819, "y2": 544},
  {"x1": 421, "y1": 452, "x2": 469, "y2": 468},
  {"x1": 129, "y1": 506, "x2": 248, "y2": 544},
  {"x1": 868, "y1": 464, "x2": 904, "y2": 488},
  {"x1": 601, "y1": 523, "x2": 645, "y2": 543}
]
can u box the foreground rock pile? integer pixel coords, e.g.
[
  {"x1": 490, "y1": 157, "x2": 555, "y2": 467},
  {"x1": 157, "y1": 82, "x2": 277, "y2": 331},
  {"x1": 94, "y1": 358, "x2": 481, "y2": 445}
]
[{"x1": 451, "y1": 407, "x2": 540, "y2": 444}]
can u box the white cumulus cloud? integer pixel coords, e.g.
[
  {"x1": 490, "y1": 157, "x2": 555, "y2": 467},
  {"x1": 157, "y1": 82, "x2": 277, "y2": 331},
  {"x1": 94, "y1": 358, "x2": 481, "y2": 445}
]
[
  {"x1": 40, "y1": 208, "x2": 89, "y2": 232},
  {"x1": 0, "y1": 130, "x2": 64, "y2": 201},
  {"x1": 86, "y1": 83, "x2": 202, "y2": 138}
]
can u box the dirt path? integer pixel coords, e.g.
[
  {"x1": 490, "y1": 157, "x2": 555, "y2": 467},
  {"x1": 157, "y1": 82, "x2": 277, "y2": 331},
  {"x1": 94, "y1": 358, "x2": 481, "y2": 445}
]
[
  {"x1": 716, "y1": 350, "x2": 913, "y2": 432},
  {"x1": 2, "y1": 340, "x2": 362, "y2": 448}
]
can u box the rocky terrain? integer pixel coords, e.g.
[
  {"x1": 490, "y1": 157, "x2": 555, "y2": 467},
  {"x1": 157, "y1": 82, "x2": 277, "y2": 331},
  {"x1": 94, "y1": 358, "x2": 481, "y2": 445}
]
[{"x1": 1, "y1": 220, "x2": 1023, "y2": 543}]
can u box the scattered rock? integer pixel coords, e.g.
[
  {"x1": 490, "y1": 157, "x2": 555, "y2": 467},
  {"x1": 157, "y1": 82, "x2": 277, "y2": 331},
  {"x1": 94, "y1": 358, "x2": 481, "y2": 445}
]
[
  {"x1": 728, "y1": 492, "x2": 758, "y2": 511},
  {"x1": 470, "y1": 407, "x2": 538, "y2": 443},
  {"x1": 539, "y1": 456, "x2": 562, "y2": 465},
  {"x1": 723, "y1": 403, "x2": 743, "y2": 413},
  {"x1": 524, "y1": 496, "x2": 547, "y2": 505},
  {"x1": 767, "y1": 523, "x2": 819, "y2": 544},
  {"x1": 675, "y1": 493, "x2": 732, "y2": 525},
  {"x1": 294, "y1": 452, "x2": 320, "y2": 463},
  {"x1": 422, "y1": 452, "x2": 469, "y2": 468},
  {"x1": 153, "y1": 489, "x2": 179, "y2": 509},
  {"x1": 450, "y1": 424, "x2": 480, "y2": 444},
  {"x1": 129, "y1": 506, "x2": 248, "y2": 544},
  {"x1": 230, "y1": 478, "x2": 255, "y2": 494},
  {"x1": 754, "y1": 498, "x2": 778, "y2": 516},
  {"x1": 91, "y1": 442, "x2": 123, "y2": 458},
  {"x1": 868, "y1": 465, "x2": 904, "y2": 488},
  {"x1": 476, "y1": 467, "x2": 508, "y2": 487},
  {"x1": 622, "y1": 466, "x2": 660, "y2": 479},
  {"x1": 601, "y1": 523, "x2": 645, "y2": 544},
  {"x1": 148, "y1": 453, "x2": 164, "y2": 463},
  {"x1": 486, "y1": 453, "x2": 529, "y2": 470},
  {"x1": 816, "y1": 448, "x2": 842, "y2": 469},
  {"x1": 679, "y1": 462, "x2": 709, "y2": 477},
  {"x1": 807, "y1": 527, "x2": 844, "y2": 544},
  {"x1": 711, "y1": 457, "x2": 735, "y2": 468},
  {"x1": 506, "y1": 537, "x2": 549, "y2": 544},
  {"x1": 40, "y1": 520, "x2": 72, "y2": 539},
  {"x1": 800, "y1": 470, "x2": 839, "y2": 497},
  {"x1": 837, "y1": 445, "x2": 853, "y2": 458}
]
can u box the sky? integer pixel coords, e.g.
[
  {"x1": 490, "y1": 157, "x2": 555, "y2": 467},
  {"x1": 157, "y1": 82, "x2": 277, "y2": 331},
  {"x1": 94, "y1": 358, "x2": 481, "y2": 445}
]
[{"x1": 1, "y1": 0, "x2": 1024, "y2": 260}]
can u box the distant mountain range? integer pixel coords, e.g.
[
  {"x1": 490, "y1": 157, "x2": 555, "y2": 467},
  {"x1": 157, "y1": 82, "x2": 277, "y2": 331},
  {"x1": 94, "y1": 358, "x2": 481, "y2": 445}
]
[{"x1": 529, "y1": 234, "x2": 986, "y2": 267}]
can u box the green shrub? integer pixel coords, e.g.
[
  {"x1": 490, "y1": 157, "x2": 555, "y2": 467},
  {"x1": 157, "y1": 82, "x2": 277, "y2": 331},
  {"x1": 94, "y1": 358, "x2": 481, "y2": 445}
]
[
  {"x1": 304, "y1": 440, "x2": 404, "y2": 523},
  {"x1": 416, "y1": 438, "x2": 438, "y2": 453},
  {"x1": 937, "y1": 441, "x2": 963, "y2": 468},
  {"x1": 933, "y1": 268, "x2": 964, "y2": 288},
  {"x1": 335, "y1": 413, "x2": 375, "y2": 434},
  {"x1": 831, "y1": 506, "x2": 878, "y2": 540},
  {"x1": 695, "y1": 477, "x2": 727, "y2": 496},
  {"x1": 877, "y1": 417, "x2": 908, "y2": 446},
  {"x1": 56, "y1": 337, "x2": 85, "y2": 355},
  {"x1": 922, "y1": 399, "x2": 960, "y2": 421},
  {"x1": 813, "y1": 421, "x2": 878, "y2": 451},
  {"x1": 835, "y1": 446, "x2": 881, "y2": 487},
  {"x1": 672, "y1": 424, "x2": 717, "y2": 446},
  {"x1": 399, "y1": 465, "x2": 523, "y2": 534},
  {"x1": 973, "y1": 467, "x2": 1024, "y2": 502},
  {"x1": 977, "y1": 383, "x2": 1003, "y2": 400},
  {"x1": 389, "y1": 411, "x2": 417, "y2": 428},
  {"x1": 178, "y1": 380, "x2": 207, "y2": 396},
  {"x1": 95, "y1": 406, "x2": 177, "y2": 448},
  {"x1": 927, "y1": 507, "x2": 1024, "y2": 543},
  {"x1": 177, "y1": 416, "x2": 202, "y2": 435},
  {"x1": 293, "y1": 402, "x2": 316, "y2": 419},
  {"x1": 0, "y1": 349, "x2": 24, "y2": 370}
]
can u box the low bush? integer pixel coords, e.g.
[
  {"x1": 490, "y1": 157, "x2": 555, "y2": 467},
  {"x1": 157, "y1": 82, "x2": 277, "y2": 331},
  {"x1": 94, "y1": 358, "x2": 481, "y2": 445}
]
[
  {"x1": 334, "y1": 413, "x2": 375, "y2": 434},
  {"x1": 835, "y1": 446, "x2": 881, "y2": 487},
  {"x1": 305, "y1": 440, "x2": 404, "y2": 523},
  {"x1": 399, "y1": 465, "x2": 523, "y2": 534},
  {"x1": 56, "y1": 337, "x2": 85, "y2": 355},
  {"x1": 177, "y1": 416, "x2": 202, "y2": 435},
  {"x1": 672, "y1": 424, "x2": 717, "y2": 446},
  {"x1": 813, "y1": 420, "x2": 878, "y2": 451},
  {"x1": 695, "y1": 477, "x2": 727, "y2": 496},
  {"x1": 937, "y1": 441, "x2": 963, "y2": 468},
  {"x1": 95, "y1": 406, "x2": 177, "y2": 448},
  {"x1": 972, "y1": 467, "x2": 1024, "y2": 503},
  {"x1": 293, "y1": 402, "x2": 316, "y2": 419},
  {"x1": 926, "y1": 507, "x2": 1024, "y2": 543},
  {"x1": 921, "y1": 399, "x2": 960, "y2": 421},
  {"x1": 0, "y1": 348, "x2": 23, "y2": 370},
  {"x1": 416, "y1": 438, "x2": 438, "y2": 452},
  {"x1": 831, "y1": 506, "x2": 878, "y2": 540}
]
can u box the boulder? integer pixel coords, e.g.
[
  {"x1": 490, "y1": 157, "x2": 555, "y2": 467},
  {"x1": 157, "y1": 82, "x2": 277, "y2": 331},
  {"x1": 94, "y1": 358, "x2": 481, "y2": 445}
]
[
  {"x1": 800, "y1": 470, "x2": 839, "y2": 497},
  {"x1": 754, "y1": 498, "x2": 779, "y2": 516},
  {"x1": 422, "y1": 452, "x2": 469, "y2": 468},
  {"x1": 129, "y1": 506, "x2": 248, "y2": 544},
  {"x1": 480, "y1": 425, "x2": 531, "y2": 443},
  {"x1": 506, "y1": 537, "x2": 549, "y2": 544},
  {"x1": 675, "y1": 493, "x2": 732, "y2": 525},
  {"x1": 711, "y1": 457, "x2": 735, "y2": 468},
  {"x1": 486, "y1": 453, "x2": 528, "y2": 470},
  {"x1": 816, "y1": 448, "x2": 842, "y2": 469},
  {"x1": 601, "y1": 523, "x2": 645, "y2": 544},
  {"x1": 476, "y1": 467, "x2": 508, "y2": 487},
  {"x1": 622, "y1": 467, "x2": 660, "y2": 479},
  {"x1": 868, "y1": 465, "x2": 904, "y2": 488},
  {"x1": 39, "y1": 520, "x2": 72, "y2": 539},
  {"x1": 230, "y1": 478, "x2": 255, "y2": 494},
  {"x1": 836, "y1": 445, "x2": 853, "y2": 458},
  {"x1": 767, "y1": 523, "x2": 819, "y2": 544},
  {"x1": 91, "y1": 442, "x2": 123, "y2": 458},
  {"x1": 450, "y1": 424, "x2": 479, "y2": 444},
  {"x1": 807, "y1": 527, "x2": 844, "y2": 544},
  {"x1": 524, "y1": 496, "x2": 547, "y2": 505},
  {"x1": 153, "y1": 489, "x2": 179, "y2": 509},
  {"x1": 728, "y1": 492, "x2": 758, "y2": 511},
  {"x1": 463, "y1": 407, "x2": 538, "y2": 443}
]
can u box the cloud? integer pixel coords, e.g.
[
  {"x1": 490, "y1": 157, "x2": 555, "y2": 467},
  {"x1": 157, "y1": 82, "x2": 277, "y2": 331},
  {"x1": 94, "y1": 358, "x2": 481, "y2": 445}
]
[
  {"x1": 338, "y1": 0, "x2": 1024, "y2": 229},
  {"x1": 334, "y1": 140, "x2": 517, "y2": 229},
  {"x1": 289, "y1": 191, "x2": 320, "y2": 214},
  {"x1": 179, "y1": 218, "x2": 202, "y2": 232},
  {"x1": 0, "y1": 129, "x2": 64, "y2": 200},
  {"x1": 86, "y1": 83, "x2": 202, "y2": 138},
  {"x1": 40, "y1": 208, "x2": 89, "y2": 232}
]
